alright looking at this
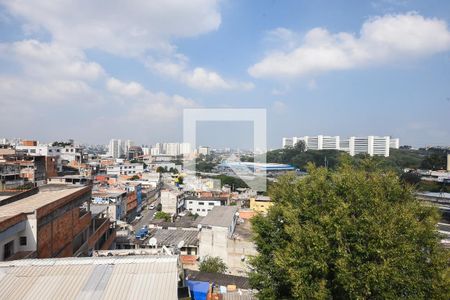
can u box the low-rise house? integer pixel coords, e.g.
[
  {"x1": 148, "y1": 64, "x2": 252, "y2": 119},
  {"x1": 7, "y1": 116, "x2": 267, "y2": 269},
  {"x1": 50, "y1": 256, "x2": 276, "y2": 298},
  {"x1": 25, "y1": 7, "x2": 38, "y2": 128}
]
[
  {"x1": 91, "y1": 190, "x2": 127, "y2": 221},
  {"x1": 106, "y1": 163, "x2": 144, "y2": 176},
  {"x1": 198, "y1": 206, "x2": 257, "y2": 275},
  {"x1": 250, "y1": 195, "x2": 273, "y2": 214},
  {"x1": 185, "y1": 196, "x2": 228, "y2": 216},
  {"x1": 161, "y1": 189, "x2": 185, "y2": 216}
]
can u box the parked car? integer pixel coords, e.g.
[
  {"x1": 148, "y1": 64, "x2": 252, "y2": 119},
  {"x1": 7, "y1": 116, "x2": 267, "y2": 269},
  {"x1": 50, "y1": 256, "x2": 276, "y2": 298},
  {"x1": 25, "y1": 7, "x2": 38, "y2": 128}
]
[
  {"x1": 134, "y1": 214, "x2": 143, "y2": 221},
  {"x1": 149, "y1": 204, "x2": 155, "y2": 210}
]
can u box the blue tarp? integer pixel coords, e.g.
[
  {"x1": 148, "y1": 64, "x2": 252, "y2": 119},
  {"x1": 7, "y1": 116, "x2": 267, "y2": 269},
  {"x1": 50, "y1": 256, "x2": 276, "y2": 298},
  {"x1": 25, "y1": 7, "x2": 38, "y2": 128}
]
[{"x1": 187, "y1": 280, "x2": 209, "y2": 300}]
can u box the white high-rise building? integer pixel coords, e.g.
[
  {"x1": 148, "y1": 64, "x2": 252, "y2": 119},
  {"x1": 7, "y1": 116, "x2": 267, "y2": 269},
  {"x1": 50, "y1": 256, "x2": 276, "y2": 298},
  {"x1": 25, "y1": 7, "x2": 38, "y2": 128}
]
[
  {"x1": 198, "y1": 146, "x2": 210, "y2": 156},
  {"x1": 165, "y1": 143, "x2": 180, "y2": 156},
  {"x1": 109, "y1": 139, "x2": 124, "y2": 159},
  {"x1": 179, "y1": 143, "x2": 192, "y2": 155},
  {"x1": 124, "y1": 140, "x2": 134, "y2": 154},
  {"x1": 282, "y1": 135, "x2": 398, "y2": 157},
  {"x1": 390, "y1": 138, "x2": 400, "y2": 149},
  {"x1": 150, "y1": 147, "x2": 160, "y2": 155}
]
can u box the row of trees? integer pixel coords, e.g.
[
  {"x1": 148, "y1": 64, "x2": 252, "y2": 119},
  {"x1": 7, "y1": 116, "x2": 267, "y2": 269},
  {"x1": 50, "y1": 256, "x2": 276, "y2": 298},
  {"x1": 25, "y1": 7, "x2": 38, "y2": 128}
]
[
  {"x1": 264, "y1": 141, "x2": 448, "y2": 172},
  {"x1": 249, "y1": 159, "x2": 449, "y2": 299}
]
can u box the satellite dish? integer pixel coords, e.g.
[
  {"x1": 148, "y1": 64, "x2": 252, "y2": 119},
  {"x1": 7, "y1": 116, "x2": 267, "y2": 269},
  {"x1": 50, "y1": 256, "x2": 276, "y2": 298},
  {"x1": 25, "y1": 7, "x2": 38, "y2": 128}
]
[
  {"x1": 197, "y1": 224, "x2": 202, "y2": 230},
  {"x1": 149, "y1": 237, "x2": 157, "y2": 247},
  {"x1": 177, "y1": 240, "x2": 185, "y2": 249}
]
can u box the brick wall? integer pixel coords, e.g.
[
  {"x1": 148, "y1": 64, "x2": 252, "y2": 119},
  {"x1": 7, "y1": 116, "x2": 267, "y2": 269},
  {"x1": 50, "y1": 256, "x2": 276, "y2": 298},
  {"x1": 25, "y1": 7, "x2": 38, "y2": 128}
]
[{"x1": 37, "y1": 206, "x2": 91, "y2": 258}]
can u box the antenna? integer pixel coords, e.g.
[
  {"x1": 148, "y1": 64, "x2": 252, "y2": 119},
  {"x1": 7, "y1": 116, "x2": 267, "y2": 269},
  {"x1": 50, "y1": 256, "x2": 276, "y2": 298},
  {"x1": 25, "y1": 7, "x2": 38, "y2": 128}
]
[{"x1": 149, "y1": 237, "x2": 157, "y2": 247}]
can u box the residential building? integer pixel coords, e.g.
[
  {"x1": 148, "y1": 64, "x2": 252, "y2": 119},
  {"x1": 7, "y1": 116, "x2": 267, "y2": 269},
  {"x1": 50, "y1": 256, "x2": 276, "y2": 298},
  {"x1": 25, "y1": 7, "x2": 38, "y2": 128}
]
[
  {"x1": 179, "y1": 143, "x2": 192, "y2": 155},
  {"x1": 0, "y1": 163, "x2": 24, "y2": 190},
  {"x1": 198, "y1": 146, "x2": 210, "y2": 156},
  {"x1": 390, "y1": 138, "x2": 400, "y2": 149},
  {"x1": 448, "y1": 153, "x2": 450, "y2": 172},
  {"x1": 108, "y1": 139, "x2": 124, "y2": 159},
  {"x1": 160, "y1": 189, "x2": 185, "y2": 216},
  {"x1": 185, "y1": 196, "x2": 228, "y2": 216},
  {"x1": 282, "y1": 135, "x2": 399, "y2": 157},
  {"x1": 150, "y1": 147, "x2": 160, "y2": 155},
  {"x1": 198, "y1": 206, "x2": 256, "y2": 275},
  {"x1": 0, "y1": 185, "x2": 115, "y2": 261},
  {"x1": 106, "y1": 163, "x2": 144, "y2": 176},
  {"x1": 91, "y1": 190, "x2": 127, "y2": 221},
  {"x1": 165, "y1": 143, "x2": 180, "y2": 156},
  {"x1": 250, "y1": 195, "x2": 273, "y2": 214}
]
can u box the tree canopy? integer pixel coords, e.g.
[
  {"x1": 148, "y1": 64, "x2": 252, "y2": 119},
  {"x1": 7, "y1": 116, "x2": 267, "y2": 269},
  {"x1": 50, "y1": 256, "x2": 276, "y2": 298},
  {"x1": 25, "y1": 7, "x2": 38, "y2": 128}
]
[
  {"x1": 199, "y1": 256, "x2": 228, "y2": 273},
  {"x1": 250, "y1": 160, "x2": 449, "y2": 299},
  {"x1": 263, "y1": 144, "x2": 445, "y2": 173}
]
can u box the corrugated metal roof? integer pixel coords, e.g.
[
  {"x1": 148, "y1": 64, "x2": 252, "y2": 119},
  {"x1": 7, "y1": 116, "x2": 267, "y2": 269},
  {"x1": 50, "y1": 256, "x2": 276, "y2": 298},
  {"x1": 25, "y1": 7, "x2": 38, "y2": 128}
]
[
  {"x1": 0, "y1": 256, "x2": 178, "y2": 300},
  {"x1": 150, "y1": 228, "x2": 199, "y2": 247}
]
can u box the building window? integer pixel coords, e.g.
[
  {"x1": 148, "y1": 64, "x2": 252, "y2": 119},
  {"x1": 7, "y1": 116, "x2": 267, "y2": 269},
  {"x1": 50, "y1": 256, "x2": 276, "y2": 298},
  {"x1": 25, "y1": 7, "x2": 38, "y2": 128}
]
[
  {"x1": 189, "y1": 201, "x2": 193, "y2": 204},
  {"x1": 198, "y1": 202, "x2": 204, "y2": 205},
  {"x1": 3, "y1": 240, "x2": 14, "y2": 260},
  {"x1": 208, "y1": 202, "x2": 215, "y2": 205},
  {"x1": 202, "y1": 209, "x2": 205, "y2": 212},
  {"x1": 197, "y1": 209, "x2": 200, "y2": 212},
  {"x1": 20, "y1": 236, "x2": 27, "y2": 246}
]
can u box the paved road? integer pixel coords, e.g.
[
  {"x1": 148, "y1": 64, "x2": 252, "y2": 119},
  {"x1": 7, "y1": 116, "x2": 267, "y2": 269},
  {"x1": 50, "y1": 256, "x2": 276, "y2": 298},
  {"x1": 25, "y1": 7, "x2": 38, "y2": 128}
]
[{"x1": 133, "y1": 193, "x2": 160, "y2": 231}]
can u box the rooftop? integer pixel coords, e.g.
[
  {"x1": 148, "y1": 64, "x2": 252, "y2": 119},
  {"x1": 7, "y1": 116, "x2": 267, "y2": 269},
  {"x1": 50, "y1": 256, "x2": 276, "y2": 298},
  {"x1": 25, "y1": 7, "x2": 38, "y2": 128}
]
[
  {"x1": 200, "y1": 206, "x2": 238, "y2": 228},
  {"x1": 185, "y1": 270, "x2": 251, "y2": 289},
  {"x1": 149, "y1": 228, "x2": 199, "y2": 247},
  {"x1": 0, "y1": 255, "x2": 179, "y2": 300},
  {"x1": 0, "y1": 185, "x2": 88, "y2": 220}
]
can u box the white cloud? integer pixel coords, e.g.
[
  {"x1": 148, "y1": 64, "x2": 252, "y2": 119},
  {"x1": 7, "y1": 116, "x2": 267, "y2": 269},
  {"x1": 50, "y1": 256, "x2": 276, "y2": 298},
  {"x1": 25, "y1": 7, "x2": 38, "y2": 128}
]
[
  {"x1": 272, "y1": 100, "x2": 287, "y2": 113},
  {"x1": 0, "y1": 40, "x2": 104, "y2": 80},
  {"x1": 249, "y1": 13, "x2": 450, "y2": 79},
  {"x1": 2, "y1": 0, "x2": 221, "y2": 56},
  {"x1": 0, "y1": 40, "x2": 104, "y2": 106},
  {"x1": 106, "y1": 77, "x2": 197, "y2": 120},
  {"x1": 148, "y1": 58, "x2": 254, "y2": 91}
]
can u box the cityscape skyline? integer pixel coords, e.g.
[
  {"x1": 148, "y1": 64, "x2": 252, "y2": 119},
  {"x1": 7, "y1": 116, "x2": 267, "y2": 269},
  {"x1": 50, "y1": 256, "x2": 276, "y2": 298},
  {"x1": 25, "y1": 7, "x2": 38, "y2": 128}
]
[{"x1": 0, "y1": 1, "x2": 450, "y2": 148}]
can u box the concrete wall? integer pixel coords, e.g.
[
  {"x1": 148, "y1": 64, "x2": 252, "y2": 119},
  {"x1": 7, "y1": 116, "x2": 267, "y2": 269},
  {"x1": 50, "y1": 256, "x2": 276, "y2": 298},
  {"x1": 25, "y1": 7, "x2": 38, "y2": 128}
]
[{"x1": 185, "y1": 200, "x2": 221, "y2": 216}]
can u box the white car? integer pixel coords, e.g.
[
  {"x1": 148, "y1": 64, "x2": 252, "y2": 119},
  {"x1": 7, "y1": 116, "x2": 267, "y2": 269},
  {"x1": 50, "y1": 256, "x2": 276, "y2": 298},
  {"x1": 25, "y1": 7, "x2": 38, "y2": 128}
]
[
  {"x1": 149, "y1": 204, "x2": 155, "y2": 210},
  {"x1": 134, "y1": 215, "x2": 143, "y2": 221}
]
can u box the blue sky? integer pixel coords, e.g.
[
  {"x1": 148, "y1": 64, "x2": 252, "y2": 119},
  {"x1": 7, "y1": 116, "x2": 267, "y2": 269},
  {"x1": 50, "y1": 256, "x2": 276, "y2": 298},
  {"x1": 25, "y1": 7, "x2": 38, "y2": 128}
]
[{"x1": 0, "y1": 0, "x2": 449, "y2": 149}]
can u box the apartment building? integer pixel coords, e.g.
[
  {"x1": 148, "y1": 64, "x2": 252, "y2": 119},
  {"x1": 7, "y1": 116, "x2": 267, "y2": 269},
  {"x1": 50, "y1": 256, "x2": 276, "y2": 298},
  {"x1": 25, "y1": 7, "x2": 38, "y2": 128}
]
[
  {"x1": 91, "y1": 190, "x2": 127, "y2": 221},
  {"x1": 106, "y1": 163, "x2": 144, "y2": 176},
  {"x1": 282, "y1": 135, "x2": 399, "y2": 157},
  {"x1": 0, "y1": 185, "x2": 115, "y2": 261},
  {"x1": 185, "y1": 196, "x2": 228, "y2": 216},
  {"x1": 160, "y1": 189, "x2": 185, "y2": 216},
  {"x1": 198, "y1": 146, "x2": 210, "y2": 156}
]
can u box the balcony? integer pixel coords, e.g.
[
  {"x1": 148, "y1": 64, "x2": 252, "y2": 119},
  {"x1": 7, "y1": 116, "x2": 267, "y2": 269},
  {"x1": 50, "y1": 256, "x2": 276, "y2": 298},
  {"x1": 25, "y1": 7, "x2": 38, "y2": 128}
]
[{"x1": 88, "y1": 217, "x2": 110, "y2": 248}]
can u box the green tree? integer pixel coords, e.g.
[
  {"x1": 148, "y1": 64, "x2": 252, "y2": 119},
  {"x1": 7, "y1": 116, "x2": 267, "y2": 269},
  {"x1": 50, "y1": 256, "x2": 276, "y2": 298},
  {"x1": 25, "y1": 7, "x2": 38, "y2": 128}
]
[
  {"x1": 250, "y1": 160, "x2": 449, "y2": 299},
  {"x1": 420, "y1": 148, "x2": 448, "y2": 170},
  {"x1": 199, "y1": 256, "x2": 228, "y2": 273},
  {"x1": 129, "y1": 175, "x2": 140, "y2": 180},
  {"x1": 154, "y1": 211, "x2": 171, "y2": 221},
  {"x1": 156, "y1": 166, "x2": 165, "y2": 173}
]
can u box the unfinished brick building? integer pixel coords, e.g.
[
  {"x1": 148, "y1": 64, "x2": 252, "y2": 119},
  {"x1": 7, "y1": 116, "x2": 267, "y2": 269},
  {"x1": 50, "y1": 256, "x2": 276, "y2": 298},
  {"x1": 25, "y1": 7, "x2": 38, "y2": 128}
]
[{"x1": 0, "y1": 185, "x2": 115, "y2": 261}]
